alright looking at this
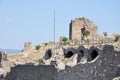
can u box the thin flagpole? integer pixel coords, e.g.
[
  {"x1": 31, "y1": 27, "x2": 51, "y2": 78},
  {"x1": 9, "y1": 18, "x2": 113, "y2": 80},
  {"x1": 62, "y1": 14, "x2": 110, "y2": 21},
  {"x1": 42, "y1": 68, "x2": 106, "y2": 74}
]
[{"x1": 54, "y1": 9, "x2": 55, "y2": 45}]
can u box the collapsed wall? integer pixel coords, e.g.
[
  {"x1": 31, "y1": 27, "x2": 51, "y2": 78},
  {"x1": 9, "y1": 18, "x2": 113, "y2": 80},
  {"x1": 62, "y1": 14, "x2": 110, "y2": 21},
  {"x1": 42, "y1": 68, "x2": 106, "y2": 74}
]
[{"x1": 6, "y1": 45, "x2": 120, "y2": 80}]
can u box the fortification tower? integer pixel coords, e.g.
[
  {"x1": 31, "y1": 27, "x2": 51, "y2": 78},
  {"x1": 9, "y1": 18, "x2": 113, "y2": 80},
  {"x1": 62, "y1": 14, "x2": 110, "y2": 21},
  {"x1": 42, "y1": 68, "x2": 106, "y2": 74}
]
[{"x1": 69, "y1": 17, "x2": 98, "y2": 40}]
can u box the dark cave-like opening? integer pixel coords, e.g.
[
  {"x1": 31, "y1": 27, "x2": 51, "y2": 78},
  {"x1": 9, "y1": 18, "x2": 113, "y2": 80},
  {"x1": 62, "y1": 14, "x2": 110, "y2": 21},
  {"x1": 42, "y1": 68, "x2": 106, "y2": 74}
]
[
  {"x1": 65, "y1": 51, "x2": 74, "y2": 58},
  {"x1": 44, "y1": 49, "x2": 52, "y2": 60},
  {"x1": 77, "y1": 50, "x2": 84, "y2": 63},
  {"x1": 87, "y1": 50, "x2": 99, "y2": 62}
]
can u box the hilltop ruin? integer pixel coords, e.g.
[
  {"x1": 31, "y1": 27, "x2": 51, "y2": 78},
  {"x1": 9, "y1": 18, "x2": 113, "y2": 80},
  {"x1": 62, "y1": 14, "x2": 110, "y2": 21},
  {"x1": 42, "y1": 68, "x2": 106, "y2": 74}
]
[
  {"x1": 0, "y1": 17, "x2": 120, "y2": 80},
  {"x1": 69, "y1": 17, "x2": 98, "y2": 40}
]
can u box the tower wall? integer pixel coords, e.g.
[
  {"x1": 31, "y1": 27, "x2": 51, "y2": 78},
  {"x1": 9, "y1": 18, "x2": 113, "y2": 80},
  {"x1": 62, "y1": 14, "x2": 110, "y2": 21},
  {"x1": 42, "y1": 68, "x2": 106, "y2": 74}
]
[{"x1": 69, "y1": 17, "x2": 98, "y2": 40}]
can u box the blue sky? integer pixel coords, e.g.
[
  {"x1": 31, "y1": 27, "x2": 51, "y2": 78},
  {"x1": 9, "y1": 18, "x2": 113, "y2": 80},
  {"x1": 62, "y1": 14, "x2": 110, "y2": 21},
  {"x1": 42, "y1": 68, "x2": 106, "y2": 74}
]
[{"x1": 0, "y1": 0, "x2": 120, "y2": 49}]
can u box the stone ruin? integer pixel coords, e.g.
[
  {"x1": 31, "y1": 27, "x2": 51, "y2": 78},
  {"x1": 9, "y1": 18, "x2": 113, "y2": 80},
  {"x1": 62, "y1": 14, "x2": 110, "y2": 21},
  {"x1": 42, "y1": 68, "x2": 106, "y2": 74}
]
[
  {"x1": 24, "y1": 41, "x2": 35, "y2": 51},
  {"x1": 5, "y1": 45, "x2": 120, "y2": 80},
  {"x1": 0, "y1": 17, "x2": 120, "y2": 80},
  {"x1": 42, "y1": 45, "x2": 119, "y2": 70},
  {"x1": 0, "y1": 51, "x2": 8, "y2": 68},
  {"x1": 69, "y1": 17, "x2": 98, "y2": 40},
  {"x1": 0, "y1": 51, "x2": 9, "y2": 80}
]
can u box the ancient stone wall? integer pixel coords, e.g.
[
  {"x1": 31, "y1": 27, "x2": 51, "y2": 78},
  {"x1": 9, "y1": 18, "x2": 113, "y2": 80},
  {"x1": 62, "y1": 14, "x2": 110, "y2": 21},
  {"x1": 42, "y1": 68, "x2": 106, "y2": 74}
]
[
  {"x1": 6, "y1": 45, "x2": 120, "y2": 80},
  {"x1": 69, "y1": 17, "x2": 98, "y2": 40},
  {"x1": 6, "y1": 65, "x2": 57, "y2": 80}
]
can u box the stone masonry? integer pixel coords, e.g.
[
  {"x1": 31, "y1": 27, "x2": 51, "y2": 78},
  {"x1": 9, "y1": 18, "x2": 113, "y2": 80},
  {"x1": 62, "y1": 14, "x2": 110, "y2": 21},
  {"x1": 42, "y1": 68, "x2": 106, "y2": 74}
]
[
  {"x1": 0, "y1": 51, "x2": 8, "y2": 68},
  {"x1": 69, "y1": 17, "x2": 98, "y2": 40},
  {"x1": 5, "y1": 45, "x2": 120, "y2": 80}
]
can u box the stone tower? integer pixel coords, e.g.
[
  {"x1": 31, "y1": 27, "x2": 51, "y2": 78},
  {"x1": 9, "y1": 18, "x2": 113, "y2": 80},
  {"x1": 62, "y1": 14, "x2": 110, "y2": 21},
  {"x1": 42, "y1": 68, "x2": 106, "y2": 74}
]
[{"x1": 69, "y1": 17, "x2": 98, "y2": 40}]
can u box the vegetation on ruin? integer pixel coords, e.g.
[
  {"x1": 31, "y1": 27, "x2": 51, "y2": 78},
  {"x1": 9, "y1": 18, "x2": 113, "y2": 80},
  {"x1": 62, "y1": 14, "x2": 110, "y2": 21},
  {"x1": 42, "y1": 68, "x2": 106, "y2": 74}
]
[
  {"x1": 62, "y1": 37, "x2": 68, "y2": 42},
  {"x1": 35, "y1": 59, "x2": 43, "y2": 63},
  {"x1": 114, "y1": 35, "x2": 120, "y2": 42},
  {"x1": 44, "y1": 43, "x2": 48, "y2": 46},
  {"x1": 82, "y1": 30, "x2": 90, "y2": 37},
  {"x1": 35, "y1": 45, "x2": 41, "y2": 50},
  {"x1": 103, "y1": 32, "x2": 107, "y2": 36}
]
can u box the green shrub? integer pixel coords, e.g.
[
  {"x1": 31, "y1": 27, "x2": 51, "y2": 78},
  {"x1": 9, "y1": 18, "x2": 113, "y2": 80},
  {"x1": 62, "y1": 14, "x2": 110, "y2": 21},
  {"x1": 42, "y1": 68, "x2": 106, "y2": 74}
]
[
  {"x1": 35, "y1": 45, "x2": 41, "y2": 50},
  {"x1": 82, "y1": 30, "x2": 90, "y2": 37},
  {"x1": 45, "y1": 43, "x2": 48, "y2": 46},
  {"x1": 35, "y1": 59, "x2": 43, "y2": 63},
  {"x1": 103, "y1": 32, "x2": 107, "y2": 36},
  {"x1": 62, "y1": 37, "x2": 68, "y2": 42},
  {"x1": 114, "y1": 35, "x2": 120, "y2": 42}
]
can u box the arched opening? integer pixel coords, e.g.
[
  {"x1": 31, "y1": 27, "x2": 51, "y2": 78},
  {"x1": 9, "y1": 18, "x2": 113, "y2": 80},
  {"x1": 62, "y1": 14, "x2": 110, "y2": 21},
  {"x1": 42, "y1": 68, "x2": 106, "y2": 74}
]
[
  {"x1": 87, "y1": 49, "x2": 99, "y2": 62},
  {"x1": 65, "y1": 51, "x2": 74, "y2": 58},
  {"x1": 44, "y1": 49, "x2": 52, "y2": 60},
  {"x1": 77, "y1": 50, "x2": 84, "y2": 63}
]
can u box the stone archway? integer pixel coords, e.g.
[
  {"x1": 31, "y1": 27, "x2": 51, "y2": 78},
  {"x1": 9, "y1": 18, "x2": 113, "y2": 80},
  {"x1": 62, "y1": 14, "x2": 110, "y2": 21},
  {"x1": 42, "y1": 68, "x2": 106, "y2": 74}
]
[
  {"x1": 64, "y1": 51, "x2": 74, "y2": 58},
  {"x1": 44, "y1": 49, "x2": 52, "y2": 60},
  {"x1": 64, "y1": 48, "x2": 76, "y2": 58},
  {"x1": 87, "y1": 49, "x2": 99, "y2": 62}
]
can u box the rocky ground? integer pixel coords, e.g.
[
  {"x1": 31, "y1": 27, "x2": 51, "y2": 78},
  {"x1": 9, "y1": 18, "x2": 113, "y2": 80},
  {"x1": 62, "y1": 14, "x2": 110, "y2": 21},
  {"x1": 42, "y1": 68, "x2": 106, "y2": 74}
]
[
  {"x1": 3, "y1": 45, "x2": 120, "y2": 80},
  {"x1": 0, "y1": 41, "x2": 120, "y2": 80}
]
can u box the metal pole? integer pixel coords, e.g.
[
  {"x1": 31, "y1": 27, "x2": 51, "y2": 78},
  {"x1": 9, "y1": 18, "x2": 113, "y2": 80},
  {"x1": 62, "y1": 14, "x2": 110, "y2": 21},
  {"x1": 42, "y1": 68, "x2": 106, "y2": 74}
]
[{"x1": 54, "y1": 9, "x2": 55, "y2": 45}]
